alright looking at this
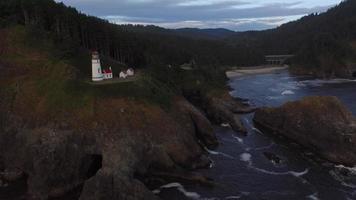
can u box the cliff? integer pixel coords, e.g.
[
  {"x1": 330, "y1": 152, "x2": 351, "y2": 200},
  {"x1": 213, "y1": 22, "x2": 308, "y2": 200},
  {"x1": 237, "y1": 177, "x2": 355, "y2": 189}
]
[
  {"x1": 253, "y1": 96, "x2": 356, "y2": 166},
  {"x1": 0, "y1": 26, "x2": 224, "y2": 199},
  {"x1": 0, "y1": 95, "x2": 218, "y2": 199}
]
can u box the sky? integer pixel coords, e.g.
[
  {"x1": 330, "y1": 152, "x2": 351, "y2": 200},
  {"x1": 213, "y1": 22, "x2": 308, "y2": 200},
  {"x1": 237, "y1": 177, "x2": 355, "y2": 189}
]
[{"x1": 55, "y1": 0, "x2": 343, "y2": 31}]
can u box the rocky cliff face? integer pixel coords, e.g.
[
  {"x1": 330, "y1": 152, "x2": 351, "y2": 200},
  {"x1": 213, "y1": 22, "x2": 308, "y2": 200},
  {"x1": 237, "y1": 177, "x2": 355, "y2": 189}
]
[
  {"x1": 253, "y1": 96, "x2": 356, "y2": 166},
  {"x1": 185, "y1": 91, "x2": 255, "y2": 134},
  {"x1": 0, "y1": 26, "x2": 247, "y2": 200},
  {"x1": 0, "y1": 91, "x2": 218, "y2": 199},
  {"x1": 203, "y1": 92, "x2": 256, "y2": 134}
]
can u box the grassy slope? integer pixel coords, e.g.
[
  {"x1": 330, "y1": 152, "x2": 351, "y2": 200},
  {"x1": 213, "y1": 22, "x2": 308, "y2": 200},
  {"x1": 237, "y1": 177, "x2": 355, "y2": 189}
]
[
  {"x1": 0, "y1": 26, "x2": 180, "y2": 125},
  {"x1": 0, "y1": 25, "x2": 230, "y2": 129}
]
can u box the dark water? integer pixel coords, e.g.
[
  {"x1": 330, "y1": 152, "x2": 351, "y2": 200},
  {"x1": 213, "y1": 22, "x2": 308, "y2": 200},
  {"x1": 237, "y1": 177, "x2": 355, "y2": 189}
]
[{"x1": 158, "y1": 70, "x2": 356, "y2": 200}]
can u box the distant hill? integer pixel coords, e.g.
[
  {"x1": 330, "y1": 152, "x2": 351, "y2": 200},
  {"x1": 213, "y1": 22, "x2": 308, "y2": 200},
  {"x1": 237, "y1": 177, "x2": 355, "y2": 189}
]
[
  {"x1": 1, "y1": 0, "x2": 355, "y2": 78},
  {"x1": 226, "y1": 0, "x2": 356, "y2": 77},
  {"x1": 229, "y1": 0, "x2": 356, "y2": 53},
  {"x1": 174, "y1": 28, "x2": 236, "y2": 39},
  {"x1": 0, "y1": 0, "x2": 265, "y2": 72}
]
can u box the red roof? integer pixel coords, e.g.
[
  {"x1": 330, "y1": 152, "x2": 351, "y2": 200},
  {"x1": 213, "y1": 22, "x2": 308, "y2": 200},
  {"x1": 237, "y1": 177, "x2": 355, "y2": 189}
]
[{"x1": 102, "y1": 68, "x2": 112, "y2": 74}]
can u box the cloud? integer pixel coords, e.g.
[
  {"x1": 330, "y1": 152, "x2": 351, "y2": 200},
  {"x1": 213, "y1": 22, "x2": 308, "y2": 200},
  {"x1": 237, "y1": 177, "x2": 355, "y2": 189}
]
[
  {"x1": 105, "y1": 14, "x2": 304, "y2": 31},
  {"x1": 55, "y1": 0, "x2": 341, "y2": 31}
]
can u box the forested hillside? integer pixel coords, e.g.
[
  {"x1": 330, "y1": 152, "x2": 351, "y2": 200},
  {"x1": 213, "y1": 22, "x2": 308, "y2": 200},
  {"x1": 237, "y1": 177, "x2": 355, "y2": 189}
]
[
  {"x1": 1, "y1": 0, "x2": 355, "y2": 79},
  {"x1": 227, "y1": 0, "x2": 356, "y2": 77},
  {"x1": 0, "y1": 0, "x2": 263, "y2": 76}
]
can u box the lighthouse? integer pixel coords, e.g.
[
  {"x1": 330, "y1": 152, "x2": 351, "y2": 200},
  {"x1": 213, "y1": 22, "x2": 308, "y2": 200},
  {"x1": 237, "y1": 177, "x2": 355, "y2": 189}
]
[{"x1": 92, "y1": 51, "x2": 104, "y2": 81}]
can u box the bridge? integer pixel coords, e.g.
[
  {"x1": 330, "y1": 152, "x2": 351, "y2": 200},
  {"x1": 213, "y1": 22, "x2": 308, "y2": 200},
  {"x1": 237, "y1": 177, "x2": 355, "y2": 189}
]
[{"x1": 265, "y1": 55, "x2": 294, "y2": 65}]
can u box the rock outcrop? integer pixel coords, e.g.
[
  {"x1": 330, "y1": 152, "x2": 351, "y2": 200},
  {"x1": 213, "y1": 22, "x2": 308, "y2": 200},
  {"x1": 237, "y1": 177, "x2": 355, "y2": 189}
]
[
  {"x1": 203, "y1": 92, "x2": 256, "y2": 134},
  {"x1": 0, "y1": 91, "x2": 218, "y2": 199},
  {"x1": 253, "y1": 96, "x2": 356, "y2": 166}
]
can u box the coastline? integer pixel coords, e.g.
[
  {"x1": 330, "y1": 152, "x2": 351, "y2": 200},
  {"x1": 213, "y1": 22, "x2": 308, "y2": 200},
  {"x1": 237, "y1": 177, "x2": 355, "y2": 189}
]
[{"x1": 226, "y1": 65, "x2": 289, "y2": 78}]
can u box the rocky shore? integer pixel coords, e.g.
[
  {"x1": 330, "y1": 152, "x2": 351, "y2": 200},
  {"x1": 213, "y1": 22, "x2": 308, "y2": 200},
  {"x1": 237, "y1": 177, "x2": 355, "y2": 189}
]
[
  {"x1": 0, "y1": 86, "x2": 251, "y2": 199},
  {"x1": 289, "y1": 63, "x2": 356, "y2": 79},
  {"x1": 201, "y1": 92, "x2": 256, "y2": 134},
  {"x1": 253, "y1": 96, "x2": 356, "y2": 166},
  {"x1": 0, "y1": 25, "x2": 255, "y2": 199},
  {"x1": 226, "y1": 65, "x2": 289, "y2": 78}
]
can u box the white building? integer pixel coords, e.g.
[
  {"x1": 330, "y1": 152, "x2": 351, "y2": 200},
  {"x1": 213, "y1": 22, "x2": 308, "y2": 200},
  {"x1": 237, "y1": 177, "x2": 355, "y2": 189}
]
[
  {"x1": 102, "y1": 67, "x2": 113, "y2": 79},
  {"x1": 127, "y1": 68, "x2": 135, "y2": 76},
  {"x1": 119, "y1": 71, "x2": 127, "y2": 79},
  {"x1": 92, "y1": 51, "x2": 104, "y2": 81}
]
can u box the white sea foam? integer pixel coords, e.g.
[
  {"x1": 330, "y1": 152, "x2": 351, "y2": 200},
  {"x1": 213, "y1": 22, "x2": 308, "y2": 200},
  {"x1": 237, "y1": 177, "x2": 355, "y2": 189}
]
[
  {"x1": 281, "y1": 90, "x2": 295, "y2": 95},
  {"x1": 255, "y1": 143, "x2": 274, "y2": 151},
  {"x1": 269, "y1": 87, "x2": 280, "y2": 92},
  {"x1": 289, "y1": 168, "x2": 310, "y2": 177},
  {"x1": 240, "y1": 191, "x2": 250, "y2": 196},
  {"x1": 205, "y1": 148, "x2": 219, "y2": 155},
  {"x1": 243, "y1": 118, "x2": 251, "y2": 127},
  {"x1": 306, "y1": 192, "x2": 319, "y2": 200},
  {"x1": 330, "y1": 166, "x2": 356, "y2": 188},
  {"x1": 232, "y1": 135, "x2": 244, "y2": 143},
  {"x1": 296, "y1": 81, "x2": 307, "y2": 87},
  {"x1": 240, "y1": 153, "x2": 252, "y2": 163},
  {"x1": 152, "y1": 189, "x2": 160, "y2": 194},
  {"x1": 280, "y1": 77, "x2": 292, "y2": 80},
  {"x1": 205, "y1": 147, "x2": 235, "y2": 159},
  {"x1": 299, "y1": 79, "x2": 356, "y2": 87},
  {"x1": 155, "y1": 182, "x2": 201, "y2": 199},
  {"x1": 252, "y1": 127, "x2": 263, "y2": 134},
  {"x1": 281, "y1": 82, "x2": 300, "y2": 90},
  {"x1": 178, "y1": 189, "x2": 200, "y2": 199},
  {"x1": 250, "y1": 166, "x2": 309, "y2": 177},
  {"x1": 221, "y1": 123, "x2": 231, "y2": 127},
  {"x1": 335, "y1": 165, "x2": 356, "y2": 175},
  {"x1": 160, "y1": 182, "x2": 182, "y2": 188},
  {"x1": 209, "y1": 159, "x2": 215, "y2": 168},
  {"x1": 225, "y1": 196, "x2": 242, "y2": 199},
  {"x1": 267, "y1": 96, "x2": 282, "y2": 100}
]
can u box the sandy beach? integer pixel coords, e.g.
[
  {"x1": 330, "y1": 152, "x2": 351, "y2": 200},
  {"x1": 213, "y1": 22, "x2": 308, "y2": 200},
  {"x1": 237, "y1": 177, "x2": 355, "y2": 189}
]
[{"x1": 226, "y1": 65, "x2": 289, "y2": 78}]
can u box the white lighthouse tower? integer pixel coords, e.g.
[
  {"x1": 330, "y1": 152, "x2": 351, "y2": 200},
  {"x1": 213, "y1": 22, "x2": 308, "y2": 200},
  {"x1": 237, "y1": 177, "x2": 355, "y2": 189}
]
[{"x1": 92, "y1": 51, "x2": 104, "y2": 81}]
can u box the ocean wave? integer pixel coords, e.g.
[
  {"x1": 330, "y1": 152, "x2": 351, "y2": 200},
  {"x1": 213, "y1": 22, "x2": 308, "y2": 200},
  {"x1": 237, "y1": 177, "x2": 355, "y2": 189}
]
[
  {"x1": 281, "y1": 90, "x2": 295, "y2": 95},
  {"x1": 252, "y1": 127, "x2": 263, "y2": 134},
  {"x1": 221, "y1": 123, "x2": 231, "y2": 127},
  {"x1": 335, "y1": 165, "x2": 356, "y2": 175},
  {"x1": 243, "y1": 118, "x2": 251, "y2": 126},
  {"x1": 269, "y1": 87, "x2": 280, "y2": 92},
  {"x1": 240, "y1": 153, "x2": 252, "y2": 163},
  {"x1": 239, "y1": 152, "x2": 309, "y2": 177},
  {"x1": 205, "y1": 147, "x2": 235, "y2": 159},
  {"x1": 268, "y1": 82, "x2": 300, "y2": 94},
  {"x1": 296, "y1": 81, "x2": 307, "y2": 87},
  {"x1": 280, "y1": 77, "x2": 292, "y2": 80},
  {"x1": 209, "y1": 158, "x2": 215, "y2": 168},
  {"x1": 153, "y1": 182, "x2": 201, "y2": 199},
  {"x1": 289, "y1": 169, "x2": 310, "y2": 177},
  {"x1": 330, "y1": 165, "x2": 356, "y2": 188},
  {"x1": 306, "y1": 192, "x2": 319, "y2": 200},
  {"x1": 299, "y1": 79, "x2": 356, "y2": 87},
  {"x1": 225, "y1": 196, "x2": 242, "y2": 199},
  {"x1": 251, "y1": 166, "x2": 309, "y2": 177},
  {"x1": 254, "y1": 142, "x2": 274, "y2": 151},
  {"x1": 232, "y1": 135, "x2": 244, "y2": 143},
  {"x1": 266, "y1": 96, "x2": 282, "y2": 100},
  {"x1": 280, "y1": 82, "x2": 300, "y2": 90},
  {"x1": 239, "y1": 151, "x2": 308, "y2": 176}
]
